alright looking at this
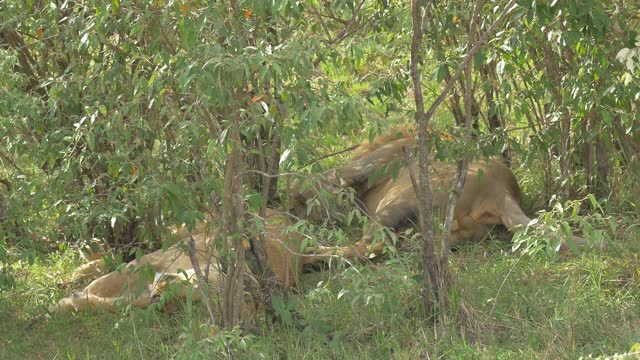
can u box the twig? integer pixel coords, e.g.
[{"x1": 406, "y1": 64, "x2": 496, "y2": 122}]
[
  {"x1": 422, "y1": 0, "x2": 518, "y2": 123},
  {"x1": 440, "y1": 0, "x2": 482, "y2": 270},
  {"x1": 306, "y1": 7, "x2": 334, "y2": 38},
  {"x1": 303, "y1": 144, "x2": 360, "y2": 168},
  {"x1": 187, "y1": 235, "x2": 217, "y2": 325}
]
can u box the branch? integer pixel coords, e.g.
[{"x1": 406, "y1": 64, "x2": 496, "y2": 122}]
[
  {"x1": 0, "y1": 27, "x2": 46, "y2": 96},
  {"x1": 312, "y1": 0, "x2": 368, "y2": 66},
  {"x1": 440, "y1": 0, "x2": 483, "y2": 270},
  {"x1": 303, "y1": 144, "x2": 360, "y2": 168},
  {"x1": 332, "y1": 0, "x2": 366, "y2": 44},
  {"x1": 187, "y1": 235, "x2": 217, "y2": 325},
  {"x1": 410, "y1": 0, "x2": 439, "y2": 316},
  {"x1": 306, "y1": 6, "x2": 334, "y2": 38},
  {"x1": 423, "y1": 0, "x2": 518, "y2": 123}
]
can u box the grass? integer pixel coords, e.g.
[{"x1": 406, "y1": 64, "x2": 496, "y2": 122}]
[{"x1": 1, "y1": 225, "x2": 639, "y2": 359}]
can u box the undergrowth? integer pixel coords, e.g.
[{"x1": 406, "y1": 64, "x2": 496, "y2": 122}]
[{"x1": 1, "y1": 223, "x2": 639, "y2": 359}]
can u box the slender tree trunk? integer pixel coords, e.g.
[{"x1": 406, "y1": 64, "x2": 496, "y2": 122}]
[
  {"x1": 248, "y1": 122, "x2": 287, "y2": 317},
  {"x1": 222, "y1": 127, "x2": 246, "y2": 330},
  {"x1": 541, "y1": 40, "x2": 574, "y2": 197},
  {"x1": 410, "y1": 0, "x2": 516, "y2": 314},
  {"x1": 438, "y1": 0, "x2": 482, "y2": 323},
  {"x1": 582, "y1": 116, "x2": 594, "y2": 192},
  {"x1": 595, "y1": 133, "x2": 609, "y2": 198},
  {"x1": 410, "y1": 0, "x2": 517, "y2": 320},
  {"x1": 410, "y1": 0, "x2": 441, "y2": 318}
]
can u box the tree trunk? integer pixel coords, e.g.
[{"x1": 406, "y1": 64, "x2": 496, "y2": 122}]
[
  {"x1": 481, "y1": 62, "x2": 511, "y2": 165},
  {"x1": 222, "y1": 128, "x2": 246, "y2": 330},
  {"x1": 410, "y1": 0, "x2": 441, "y2": 318},
  {"x1": 595, "y1": 133, "x2": 609, "y2": 198},
  {"x1": 582, "y1": 116, "x2": 594, "y2": 192}
]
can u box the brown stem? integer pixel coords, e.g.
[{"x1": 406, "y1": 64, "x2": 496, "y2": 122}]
[
  {"x1": 187, "y1": 236, "x2": 217, "y2": 325},
  {"x1": 411, "y1": 0, "x2": 439, "y2": 318},
  {"x1": 222, "y1": 127, "x2": 246, "y2": 329}
]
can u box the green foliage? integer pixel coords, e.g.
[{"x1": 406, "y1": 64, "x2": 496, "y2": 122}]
[
  {"x1": 271, "y1": 295, "x2": 300, "y2": 328},
  {"x1": 512, "y1": 194, "x2": 614, "y2": 257},
  {"x1": 0, "y1": 0, "x2": 392, "y2": 282},
  {"x1": 0, "y1": 0, "x2": 639, "y2": 356}
]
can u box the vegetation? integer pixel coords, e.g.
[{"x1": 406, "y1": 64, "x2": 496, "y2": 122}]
[{"x1": 1, "y1": 0, "x2": 638, "y2": 358}]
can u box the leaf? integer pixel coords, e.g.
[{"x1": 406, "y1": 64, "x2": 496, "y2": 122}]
[
  {"x1": 608, "y1": 217, "x2": 617, "y2": 234},
  {"x1": 246, "y1": 193, "x2": 263, "y2": 211},
  {"x1": 80, "y1": 32, "x2": 89, "y2": 49},
  {"x1": 111, "y1": 0, "x2": 120, "y2": 14},
  {"x1": 496, "y1": 60, "x2": 505, "y2": 83},
  {"x1": 271, "y1": 296, "x2": 292, "y2": 325},
  {"x1": 561, "y1": 221, "x2": 573, "y2": 238},
  {"x1": 615, "y1": 48, "x2": 630, "y2": 63},
  {"x1": 337, "y1": 289, "x2": 348, "y2": 300},
  {"x1": 279, "y1": 148, "x2": 291, "y2": 166}
]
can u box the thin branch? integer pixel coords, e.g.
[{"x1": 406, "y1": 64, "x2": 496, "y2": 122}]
[
  {"x1": 403, "y1": 145, "x2": 421, "y2": 201},
  {"x1": 410, "y1": 0, "x2": 439, "y2": 316},
  {"x1": 332, "y1": 0, "x2": 366, "y2": 43},
  {"x1": 325, "y1": 4, "x2": 350, "y2": 25},
  {"x1": 306, "y1": 6, "x2": 334, "y2": 38},
  {"x1": 440, "y1": 0, "x2": 482, "y2": 275},
  {"x1": 187, "y1": 235, "x2": 217, "y2": 325},
  {"x1": 423, "y1": 0, "x2": 518, "y2": 123},
  {"x1": 303, "y1": 144, "x2": 360, "y2": 168}
]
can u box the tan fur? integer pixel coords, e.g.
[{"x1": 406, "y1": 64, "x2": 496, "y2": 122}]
[
  {"x1": 55, "y1": 208, "x2": 311, "y2": 314},
  {"x1": 292, "y1": 128, "x2": 592, "y2": 260},
  {"x1": 71, "y1": 259, "x2": 107, "y2": 282},
  {"x1": 351, "y1": 127, "x2": 416, "y2": 160}
]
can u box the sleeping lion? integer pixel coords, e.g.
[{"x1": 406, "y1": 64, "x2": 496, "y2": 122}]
[{"x1": 55, "y1": 208, "x2": 316, "y2": 314}]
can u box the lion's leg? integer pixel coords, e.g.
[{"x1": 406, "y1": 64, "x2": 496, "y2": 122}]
[
  {"x1": 497, "y1": 194, "x2": 599, "y2": 249},
  {"x1": 84, "y1": 267, "x2": 143, "y2": 298},
  {"x1": 471, "y1": 193, "x2": 598, "y2": 250},
  {"x1": 150, "y1": 267, "x2": 222, "y2": 302},
  {"x1": 55, "y1": 292, "x2": 152, "y2": 313}
]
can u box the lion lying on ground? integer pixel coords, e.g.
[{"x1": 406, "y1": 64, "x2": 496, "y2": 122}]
[
  {"x1": 290, "y1": 128, "x2": 593, "y2": 259},
  {"x1": 55, "y1": 208, "x2": 315, "y2": 313}
]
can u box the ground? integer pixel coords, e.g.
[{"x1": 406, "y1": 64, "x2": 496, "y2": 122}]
[{"x1": 2, "y1": 228, "x2": 639, "y2": 359}]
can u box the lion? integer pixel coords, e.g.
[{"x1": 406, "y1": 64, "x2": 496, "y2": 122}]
[
  {"x1": 55, "y1": 208, "x2": 314, "y2": 314},
  {"x1": 290, "y1": 128, "x2": 594, "y2": 260}
]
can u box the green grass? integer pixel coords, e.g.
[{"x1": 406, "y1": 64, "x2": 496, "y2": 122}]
[{"x1": 1, "y1": 229, "x2": 639, "y2": 359}]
